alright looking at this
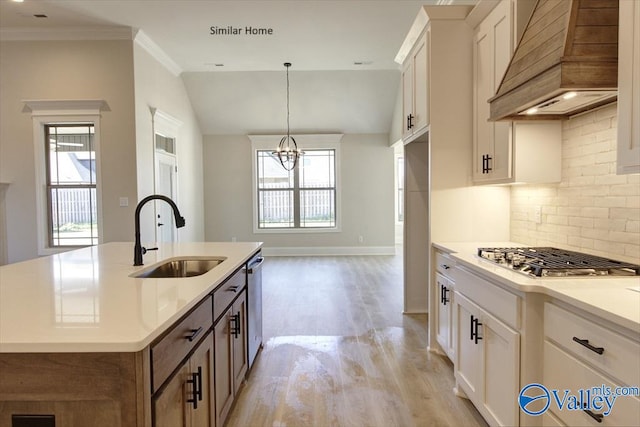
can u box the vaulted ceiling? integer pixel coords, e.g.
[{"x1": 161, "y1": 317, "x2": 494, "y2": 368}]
[{"x1": 0, "y1": 0, "x2": 476, "y2": 135}]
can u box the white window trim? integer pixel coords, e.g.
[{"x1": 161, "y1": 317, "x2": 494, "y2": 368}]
[
  {"x1": 249, "y1": 134, "x2": 343, "y2": 234},
  {"x1": 24, "y1": 99, "x2": 107, "y2": 256}
]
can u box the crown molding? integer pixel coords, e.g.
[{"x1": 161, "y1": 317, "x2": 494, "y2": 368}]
[
  {"x1": 23, "y1": 99, "x2": 109, "y2": 116},
  {"x1": 134, "y1": 29, "x2": 182, "y2": 77},
  {"x1": 0, "y1": 26, "x2": 134, "y2": 41}
]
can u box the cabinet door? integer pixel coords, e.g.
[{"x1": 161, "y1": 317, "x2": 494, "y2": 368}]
[
  {"x1": 232, "y1": 291, "x2": 248, "y2": 395},
  {"x1": 412, "y1": 30, "x2": 429, "y2": 136},
  {"x1": 214, "y1": 309, "x2": 234, "y2": 427},
  {"x1": 190, "y1": 331, "x2": 215, "y2": 427},
  {"x1": 401, "y1": 59, "x2": 414, "y2": 140},
  {"x1": 617, "y1": 0, "x2": 640, "y2": 174},
  {"x1": 473, "y1": 0, "x2": 513, "y2": 183},
  {"x1": 454, "y1": 292, "x2": 482, "y2": 399},
  {"x1": 154, "y1": 363, "x2": 190, "y2": 427},
  {"x1": 435, "y1": 272, "x2": 452, "y2": 357},
  {"x1": 482, "y1": 309, "x2": 520, "y2": 427}
]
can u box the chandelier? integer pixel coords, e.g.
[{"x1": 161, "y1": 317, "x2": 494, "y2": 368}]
[{"x1": 273, "y1": 62, "x2": 303, "y2": 170}]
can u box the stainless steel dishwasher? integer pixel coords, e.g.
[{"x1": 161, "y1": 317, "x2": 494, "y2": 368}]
[{"x1": 245, "y1": 252, "x2": 264, "y2": 369}]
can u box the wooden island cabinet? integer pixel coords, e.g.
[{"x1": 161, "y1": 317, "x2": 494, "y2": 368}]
[{"x1": 0, "y1": 242, "x2": 262, "y2": 427}]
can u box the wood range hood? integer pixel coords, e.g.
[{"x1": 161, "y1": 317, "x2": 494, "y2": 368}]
[{"x1": 489, "y1": 0, "x2": 619, "y2": 121}]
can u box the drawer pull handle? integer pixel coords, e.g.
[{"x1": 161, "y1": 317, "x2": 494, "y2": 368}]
[
  {"x1": 583, "y1": 408, "x2": 603, "y2": 423},
  {"x1": 572, "y1": 337, "x2": 604, "y2": 355},
  {"x1": 186, "y1": 326, "x2": 203, "y2": 342},
  {"x1": 441, "y1": 264, "x2": 450, "y2": 270},
  {"x1": 227, "y1": 286, "x2": 239, "y2": 292}
]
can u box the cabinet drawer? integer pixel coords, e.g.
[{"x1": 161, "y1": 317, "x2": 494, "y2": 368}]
[
  {"x1": 544, "y1": 303, "x2": 640, "y2": 386},
  {"x1": 151, "y1": 295, "x2": 213, "y2": 392},
  {"x1": 452, "y1": 266, "x2": 519, "y2": 329},
  {"x1": 435, "y1": 251, "x2": 455, "y2": 275},
  {"x1": 544, "y1": 341, "x2": 640, "y2": 427},
  {"x1": 214, "y1": 268, "x2": 245, "y2": 321}
]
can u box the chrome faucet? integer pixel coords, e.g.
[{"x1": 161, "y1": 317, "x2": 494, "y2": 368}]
[{"x1": 134, "y1": 195, "x2": 185, "y2": 266}]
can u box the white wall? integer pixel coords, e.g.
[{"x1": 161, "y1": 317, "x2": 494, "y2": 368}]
[
  {"x1": 133, "y1": 41, "x2": 205, "y2": 244},
  {"x1": 0, "y1": 40, "x2": 137, "y2": 263},
  {"x1": 203, "y1": 134, "x2": 395, "y2": 253},
  {"x1": 511, "y1": 104, "x2": 640, "y2": 263}
]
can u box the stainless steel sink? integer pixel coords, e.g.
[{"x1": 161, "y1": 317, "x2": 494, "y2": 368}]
[{"x1": 132, "y1": 257, "x2": 226, "y2": 278}]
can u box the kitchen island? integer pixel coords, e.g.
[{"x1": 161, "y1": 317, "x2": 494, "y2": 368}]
[
  {"x1": 0, "y1": 241, "x2": 262, "y2": 427},
  {"x1": 432, "y1": 241, "x2": 640, "y2": 427}
]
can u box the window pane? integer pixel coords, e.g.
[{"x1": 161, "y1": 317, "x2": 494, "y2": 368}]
[
  {"x1": 299, "y1": 149, "x2": 335, "y2": 188},
  {"x1": 258, "y1": 190, "x2": 294, "y2": 228},
  {"x1": 300, "y1": 189, "x2": 335, "y2": 228},
  {"x1": 257, "y1": 150, "x2": 293, "y2": 189},
  {"x1": 46, "y1": 124, "x2": 98, "y2": 247},
  {"x1": 48, "y1": 125, "x2": 95, "y2": 185},
  {"x1": 50, "y1": 187, "x2": 98, "y2": 246}
]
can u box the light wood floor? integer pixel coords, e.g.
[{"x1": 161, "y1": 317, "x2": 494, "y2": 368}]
[{"x1": 226, "y1": 254, "x2": 488, "y2": 427}]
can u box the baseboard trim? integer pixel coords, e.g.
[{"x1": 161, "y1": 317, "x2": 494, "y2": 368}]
[{"x1": 261, "y1": 246, "x2": 396, "y2": 256}]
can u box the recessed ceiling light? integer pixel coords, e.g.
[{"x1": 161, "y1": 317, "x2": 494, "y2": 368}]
[
  {"x1": 525, "y1": 107, "x2": 538, "y2": 115},
  {"x1": 563, "y1": 91, "x2": 577, "y2": 100}
]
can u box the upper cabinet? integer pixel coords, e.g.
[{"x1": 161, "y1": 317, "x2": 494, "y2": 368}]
[
  {"x1": 617, "y1": 0, "x2": 640, "y2": 175},
  {"x1": 470, "y1": 0, "x2": 561, "y2": 185},
  {"x1": 401, "y1": 31, "x2": 429, "y2": 142}
]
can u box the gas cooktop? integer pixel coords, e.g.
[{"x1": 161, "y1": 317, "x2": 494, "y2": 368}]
[{"x1": 477, "y1": 247, "x2": 640, "y2": 278}]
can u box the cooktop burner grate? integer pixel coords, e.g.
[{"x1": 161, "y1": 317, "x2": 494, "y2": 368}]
[{"x1": 477, "y1": 247, "x2": 640, "y2": 277}]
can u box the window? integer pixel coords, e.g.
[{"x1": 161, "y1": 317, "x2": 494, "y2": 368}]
[
  {"x1": 45, "y1": 124, "x2": 98, "y2": 247},
  {"x1": 397, "y1": 156, "x2": 404, "y2": 222},
  {"x1": 25, "y1": 99, "x2": 106, "y2": 255},
  {"x1": 250, "y1": 134, "x2": 342, "y2": 232},
  {"x1": 256, "y1": 149, "x2": 336, "y2": 229}
]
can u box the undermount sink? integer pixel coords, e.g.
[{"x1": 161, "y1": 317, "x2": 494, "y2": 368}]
[{"x1": 132, "y1": 257, "x2": 226, "y2": 278}]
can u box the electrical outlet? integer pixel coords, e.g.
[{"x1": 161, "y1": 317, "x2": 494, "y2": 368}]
[{"x1": 534, "y1": 205, "x2": 542, "y2": 224}]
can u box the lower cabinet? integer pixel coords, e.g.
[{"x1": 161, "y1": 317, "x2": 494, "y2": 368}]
[
  {"x1": 214, "y1": 289, "x2": 248, "y2": 427},
  {"x1": 454, "y1": 289, "x2": 520, "y2": 427},
  {"x1": 435, "y1": 271, "x2": 454, "y2": 359},
  {"x1": 154, "y1": 330, "x2": 215, "y2": 427}
]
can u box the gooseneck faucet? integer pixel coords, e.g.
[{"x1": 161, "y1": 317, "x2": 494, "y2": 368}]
[{"x1": 134, "y1": 195, "x2": 186, "y2": 266}]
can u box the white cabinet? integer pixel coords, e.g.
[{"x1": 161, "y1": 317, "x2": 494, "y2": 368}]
[
  {"x1": 471, "y1": 0, "x2": 561, "y2": 184},
  {"x1": 543, "y1": 302, "x2": 640, "y2": 426},
  {"x1": 617, "y1": 0, "x2": 640, "y2": 174},
  {"x1": 433, "y1": 250, "x2": 455, "y2": 359},
  {"x1": 452, "y1": 265, "x2": 521, "y2": 427},
  {"x1": 401, "y1": 31, "x2": 429, "y2": 142}
]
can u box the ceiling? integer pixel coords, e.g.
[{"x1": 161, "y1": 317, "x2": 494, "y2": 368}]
[{"x1": 0, "y1": 0, "x2": 477, "y2": 135}]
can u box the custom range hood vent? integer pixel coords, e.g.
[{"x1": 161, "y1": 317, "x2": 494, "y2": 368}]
[{"x1": 489, "y1": 0, "x2": 619, "y2": 121}]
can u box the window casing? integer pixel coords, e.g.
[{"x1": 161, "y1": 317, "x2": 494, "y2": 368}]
[{"x1": 250, "y1": 134, "x2": 342, "y2": 233}]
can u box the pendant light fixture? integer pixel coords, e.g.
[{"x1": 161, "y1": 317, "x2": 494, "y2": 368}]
[{"x1": 273, "y1": 62, "x2": 303, "y2": 170}]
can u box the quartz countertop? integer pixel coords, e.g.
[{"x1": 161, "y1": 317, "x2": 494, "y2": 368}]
[
  {"x1": 434, "y1": 241, "x2": 640, "y2": 332},
  {"x1": 0, "y1": 242, "x2": 262, "y2": 353}
]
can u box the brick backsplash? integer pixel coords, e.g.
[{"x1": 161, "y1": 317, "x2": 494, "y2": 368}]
[{"x1": 510, "y1": 103, "x2": 640, "y2": 263}]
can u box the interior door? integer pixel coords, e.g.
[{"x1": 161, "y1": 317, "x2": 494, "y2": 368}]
[{"x1": 155, "y1": 150, "x2": 177, "y2": 243}]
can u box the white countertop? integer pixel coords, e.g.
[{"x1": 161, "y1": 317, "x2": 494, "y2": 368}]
[
  {"x1": 0, "y1": 242, "x2": 262, "y2": 353},
  {"x1": 434, "y1": 241, "x2": 640, "y2": 332}
]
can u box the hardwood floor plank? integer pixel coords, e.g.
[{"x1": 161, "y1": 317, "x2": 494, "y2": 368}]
[{"x1": 227, "y1": 255, "x2": 487, "y2": 427}]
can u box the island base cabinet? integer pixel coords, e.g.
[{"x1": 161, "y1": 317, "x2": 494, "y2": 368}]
[
  {"x1": 153, "y1": 330, "x2": 215, "y2": 427},
  {"x1": 0, "y1": 352, "x2": 145, "y2": 427},
  {"x1": 455, "y1": 291, "x2": 520, "y2": 427}
]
